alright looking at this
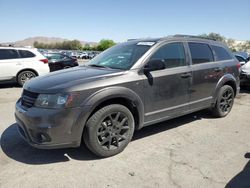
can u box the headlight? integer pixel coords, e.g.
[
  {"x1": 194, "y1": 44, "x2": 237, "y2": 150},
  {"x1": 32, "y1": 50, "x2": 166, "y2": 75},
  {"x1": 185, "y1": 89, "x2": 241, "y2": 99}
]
[{"x1": 35, "y1": 94, "x2": 71, "y2": 108}]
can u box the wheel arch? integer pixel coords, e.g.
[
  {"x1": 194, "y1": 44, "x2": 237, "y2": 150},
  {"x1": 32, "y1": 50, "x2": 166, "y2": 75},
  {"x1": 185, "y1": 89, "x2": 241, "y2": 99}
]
[
  {"x1": 16, "y1": 68, "x2": 39, "y2": 79},
  {"x1": 212, "y1": 74, "x2": 237, "y2": 105},
  {"x1": 82, "y1": 87, "x2": 144, "y2": 131}
]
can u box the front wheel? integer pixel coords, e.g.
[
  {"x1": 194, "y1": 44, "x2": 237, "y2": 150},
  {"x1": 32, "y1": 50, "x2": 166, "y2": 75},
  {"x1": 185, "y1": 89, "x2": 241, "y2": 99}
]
[
  {"x1": 84, "y1": 104, "x2": 135, "y2": 157},
  {"x1": 212, "y1": 85, "x2": 235, "y2": 117}
]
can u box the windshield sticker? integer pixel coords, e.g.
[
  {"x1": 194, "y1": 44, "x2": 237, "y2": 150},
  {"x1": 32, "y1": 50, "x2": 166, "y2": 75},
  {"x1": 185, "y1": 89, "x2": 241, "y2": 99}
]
[{"x1": 136, "y1": 42, "x2": 155, "y2": 46}]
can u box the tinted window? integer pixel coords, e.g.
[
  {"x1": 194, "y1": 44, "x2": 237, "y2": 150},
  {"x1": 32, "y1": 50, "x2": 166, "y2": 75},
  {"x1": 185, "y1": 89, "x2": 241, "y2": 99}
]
[
  {"x1": 0, "y1": 49, "x2": 19, "y2": 60},
  {"x1": 51, "y1": 54, "x2": 64, "y2": 60},
  {"x1": 150, "y1": 42, "x2": 186, "y2": 68},
  {"x1": 18, "y1": 50, "x2": 35, "y2": 58},
  {"x1": 211, "y1": 45, "x2": 232, "y2": 61},
  {"x1": 235, "y1": 55, "x2": 246, "y2": 63},
  {"x1": 188, "y1": 43, "x2": 214, "y2": 64},
  {"x1": 45, "y1": 54, "x2": 70, "y2": 61}
]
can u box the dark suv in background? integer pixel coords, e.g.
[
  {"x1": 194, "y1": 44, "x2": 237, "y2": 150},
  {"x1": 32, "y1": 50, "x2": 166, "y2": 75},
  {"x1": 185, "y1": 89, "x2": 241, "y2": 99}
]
[
  {"x1": 15, "y1": 35, "x2": 240, "y2": 157},
  {"x1": 43, "y1": 53, "x2": 79, "y2": 72}
]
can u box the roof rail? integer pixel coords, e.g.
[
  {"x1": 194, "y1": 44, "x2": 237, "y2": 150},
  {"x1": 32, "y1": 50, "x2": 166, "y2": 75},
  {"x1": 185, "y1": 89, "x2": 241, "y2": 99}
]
[{"x1": 173, "y1": 34, "x2": 217, "y2": 41}]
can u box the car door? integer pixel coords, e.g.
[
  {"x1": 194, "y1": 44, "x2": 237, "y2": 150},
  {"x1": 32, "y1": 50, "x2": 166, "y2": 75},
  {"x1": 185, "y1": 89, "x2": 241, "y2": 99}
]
[
  {"x1": 143, "y1": 42, "x2": 191, "y2": 125},
  {"x1": 0, "y1": 49, "x2": 21, "y2": 81},
  {"x1": 187, "y1": 42, "x2": 222, "y2": 110}
]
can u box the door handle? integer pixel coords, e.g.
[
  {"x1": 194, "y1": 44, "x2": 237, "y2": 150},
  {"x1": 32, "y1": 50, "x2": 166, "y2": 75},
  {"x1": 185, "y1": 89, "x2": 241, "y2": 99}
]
[
  {"x1": 181, "y1": 72, "x2": 192, "y2": 78},
  {"x1": 214, "y1": 67, "x2": 222, "y2": 72}
]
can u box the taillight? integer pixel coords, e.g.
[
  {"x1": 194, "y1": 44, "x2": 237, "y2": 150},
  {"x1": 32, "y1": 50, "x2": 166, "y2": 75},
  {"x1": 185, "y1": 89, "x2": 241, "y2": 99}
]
[
  {"x1": 40, "y1": 59, "x2": 48, "y2": 64},
  {"x1": 236, "y1": 63, "x2": 241, "y2": 72}
]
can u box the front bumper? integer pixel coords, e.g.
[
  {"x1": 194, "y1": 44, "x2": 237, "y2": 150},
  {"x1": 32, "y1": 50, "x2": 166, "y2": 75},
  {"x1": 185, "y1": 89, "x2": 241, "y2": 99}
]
[
  {"x1": 15, "y1": 100, "x2": 87, "y2": 149},
  {"x1": 240, "y1": 72, "x2": 250, "y2": 86}
]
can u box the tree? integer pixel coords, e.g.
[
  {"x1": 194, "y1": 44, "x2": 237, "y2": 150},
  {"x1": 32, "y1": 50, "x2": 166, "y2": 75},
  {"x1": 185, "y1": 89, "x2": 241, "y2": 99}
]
[
  {"x1": 83, "y1": 44, "x2": 91, "y2": 50},
  {"x1": 96, "y1": 39, "x2": 116, "y2": 51},
  {"x1": 33, "y1": 40, "x2": 83, "y2": 50},
  {"x1": 199, "y1": 32, "x2": 225, "y2": 42},
  {"x1": 226, "y1": 38, "x2": 236, "y2": 52}
]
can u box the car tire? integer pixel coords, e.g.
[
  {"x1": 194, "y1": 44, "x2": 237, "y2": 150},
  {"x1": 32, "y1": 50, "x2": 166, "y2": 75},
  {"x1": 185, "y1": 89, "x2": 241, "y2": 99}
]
[
  {"x1": 84, "y1": 104, "x2": 135, "y2": 157},
  {"x1": 17, "y1": 70, "x2": 37, "y2": 86},
  {"x1": 212, "y1": 85, "x2": 235, "y2": 117}
]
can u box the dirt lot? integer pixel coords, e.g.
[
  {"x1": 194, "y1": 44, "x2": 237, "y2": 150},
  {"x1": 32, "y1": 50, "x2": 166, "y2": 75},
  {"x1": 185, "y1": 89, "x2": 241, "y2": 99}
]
[{"x1": 0, "y1": 84, "x2": 249, "y2": 188}]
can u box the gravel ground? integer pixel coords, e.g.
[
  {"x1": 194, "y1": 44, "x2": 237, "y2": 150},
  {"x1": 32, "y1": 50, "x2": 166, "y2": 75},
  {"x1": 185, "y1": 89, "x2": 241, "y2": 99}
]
[{"x1": 0, "y1": 84, "x2": 249, "y2": 188}]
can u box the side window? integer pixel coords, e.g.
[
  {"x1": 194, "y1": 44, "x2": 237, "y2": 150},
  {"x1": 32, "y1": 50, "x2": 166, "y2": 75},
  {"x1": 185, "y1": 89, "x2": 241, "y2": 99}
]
[
  {"x1": 150, "y1": 42, "x2": 186, "y2": 68},
  {"x1": 45, "y1": 54, "x2": 52, "y2": 60},
  {"x1": 188, "y1": 43, "x2": 214, "y2": 64},
  {"x1": 18, "y1": 50, "x2": 35, "y2": 58},
  {"x1": 0, "y1": 49, "x2": 19, "y2": 60},
  {"x1": 211, "y1": 45, "x2": 232, "y2": 61},
  {"x1": 51, "y1": 54, "x2": 63, "y2": 60}
]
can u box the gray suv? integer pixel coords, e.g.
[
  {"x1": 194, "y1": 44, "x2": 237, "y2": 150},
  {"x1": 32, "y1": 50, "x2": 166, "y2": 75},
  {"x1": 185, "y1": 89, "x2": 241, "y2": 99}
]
[{"x1": 15, "y1": 35, "x2": 240, "y2": 157}]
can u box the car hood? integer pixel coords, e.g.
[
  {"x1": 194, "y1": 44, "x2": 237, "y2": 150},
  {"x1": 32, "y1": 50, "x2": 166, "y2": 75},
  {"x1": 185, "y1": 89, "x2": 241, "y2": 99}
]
[{"x1": 24, "y1": 66, "x2": 124, "y2": 93}]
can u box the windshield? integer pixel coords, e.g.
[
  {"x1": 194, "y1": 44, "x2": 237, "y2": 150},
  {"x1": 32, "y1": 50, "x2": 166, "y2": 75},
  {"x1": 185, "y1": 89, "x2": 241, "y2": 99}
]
[{"x1": 87, "y1": 42, "x2": 154, "y2": 70}]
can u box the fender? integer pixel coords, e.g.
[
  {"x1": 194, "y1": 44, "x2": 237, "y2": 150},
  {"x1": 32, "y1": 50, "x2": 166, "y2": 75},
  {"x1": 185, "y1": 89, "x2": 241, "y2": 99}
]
[
  {"x1": 80, "y1": 86, "x2": 145, "y2": 130},
  {"x1": 212, "y1": 74, "x2": 237, "y2": 105}
]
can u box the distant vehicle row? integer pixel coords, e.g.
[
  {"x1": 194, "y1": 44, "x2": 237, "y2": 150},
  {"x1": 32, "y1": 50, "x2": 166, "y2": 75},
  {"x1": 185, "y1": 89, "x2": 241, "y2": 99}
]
[
  {"x1": 62, "y1": 51, "x2": 100, "y2": 59},
  {"x1": 39, "y1": 50, "x2": 101, "y2": 59}
]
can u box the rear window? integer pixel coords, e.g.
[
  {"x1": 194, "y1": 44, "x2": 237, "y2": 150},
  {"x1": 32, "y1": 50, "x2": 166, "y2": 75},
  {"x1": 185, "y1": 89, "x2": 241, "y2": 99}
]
[
  {"x1": 235, "y1": 55, "x2": 246, "y2": 63},
  {"x1": 18, "y1": 50, "x2": 36, "y2": 58},
  {"x1": 211, "y1": 45, "x2": 232, "y2": 61},
  {"x1": 45, "y1": 53, "x2": 68, "y2": 61},
  {"x1": 0, "y1": 49, "x2": 19, "y2": 60},
  {"x1": 188, "y1": 43, "x2": 214, "y2": 64}
]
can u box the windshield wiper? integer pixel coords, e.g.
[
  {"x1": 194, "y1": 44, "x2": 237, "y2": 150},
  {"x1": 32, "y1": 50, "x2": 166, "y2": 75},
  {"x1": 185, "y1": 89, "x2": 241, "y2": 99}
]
[{"x1": 88, "y1": 64, "x2": 110, "y2": 69}]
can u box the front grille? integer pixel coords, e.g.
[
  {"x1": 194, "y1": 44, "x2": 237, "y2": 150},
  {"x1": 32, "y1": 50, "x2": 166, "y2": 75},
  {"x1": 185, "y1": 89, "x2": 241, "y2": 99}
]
[{"x1": 21, "y1": 90, "x2": 39, "y2": 109}]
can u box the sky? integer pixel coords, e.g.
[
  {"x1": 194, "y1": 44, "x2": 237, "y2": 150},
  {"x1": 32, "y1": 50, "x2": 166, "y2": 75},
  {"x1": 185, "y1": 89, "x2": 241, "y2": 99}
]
[{"x1": 0, "y1": 0, "x2": 249, "y2": 43}]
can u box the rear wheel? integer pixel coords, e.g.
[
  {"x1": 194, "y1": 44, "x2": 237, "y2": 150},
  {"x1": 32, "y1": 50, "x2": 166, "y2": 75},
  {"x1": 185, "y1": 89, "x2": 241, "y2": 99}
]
[
  {"x1": 17, "y1": 70, "x2": 36, "y2": 86},
  {"x1": 212, "y1": 85, "x2": 234, "y2": 117},
  {"x1": 84, "y1": 104, "x2": 135, "y2": 157}
]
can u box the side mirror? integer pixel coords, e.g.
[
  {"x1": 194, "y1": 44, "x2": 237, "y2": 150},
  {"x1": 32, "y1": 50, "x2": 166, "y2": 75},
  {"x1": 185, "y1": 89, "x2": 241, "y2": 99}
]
[{"x1": 144, "y1": 59, "x2": 165, "y2": 73}]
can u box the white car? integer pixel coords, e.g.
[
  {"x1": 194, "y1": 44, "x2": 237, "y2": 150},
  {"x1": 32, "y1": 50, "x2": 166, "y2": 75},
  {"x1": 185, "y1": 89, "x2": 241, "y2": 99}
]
[
  {"x1": 0, "y1": 47, "x2": 50, "y2": 86},
  {"x1": 240, "y1": 60, "x2": 250, "y2": 86},
  {"x1": 80, "y1": 52, "x2": 89, "y2": 59}
]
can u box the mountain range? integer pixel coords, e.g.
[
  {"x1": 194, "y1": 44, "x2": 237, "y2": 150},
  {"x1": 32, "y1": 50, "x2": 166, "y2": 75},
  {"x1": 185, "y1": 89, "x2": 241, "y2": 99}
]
[{"x1": 1, "y1": 36, "x2": 97, "y2": 47}]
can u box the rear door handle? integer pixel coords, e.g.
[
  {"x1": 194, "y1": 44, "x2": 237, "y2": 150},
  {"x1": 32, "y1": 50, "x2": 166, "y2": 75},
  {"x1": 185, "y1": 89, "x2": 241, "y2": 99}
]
[
  {"x1": 214, "y1": 67, "x2": 222, "y2": 72},
  {"x1": 181, "y1": 72, "x2": 192, "y2": 78}
]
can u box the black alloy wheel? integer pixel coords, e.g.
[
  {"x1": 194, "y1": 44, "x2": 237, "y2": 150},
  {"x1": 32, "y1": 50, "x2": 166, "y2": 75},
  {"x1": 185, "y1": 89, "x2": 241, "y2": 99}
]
[
  {"x1": 84, "y1": 104, "x2": 135, "y2": 157},
  {"x1": 212, "y1": 85, "x2": 235, "y2": 117}
]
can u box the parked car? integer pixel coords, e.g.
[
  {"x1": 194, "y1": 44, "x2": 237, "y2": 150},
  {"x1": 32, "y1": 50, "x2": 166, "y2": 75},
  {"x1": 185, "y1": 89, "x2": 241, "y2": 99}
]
[
  {"x1": 79, "y1": 52, "x2": 89, "y2": 59},
  {"x1": 15, "y1": 35, "x2": 240, "y2": 157},
  {"x1": 240, "y1": 59, "x2": 250, "y2": 86},
  {"x1": 234, "y1": 54, "x2": 249, "y2": 66},
  {"x1": 43, "y1": 53, "x2": 79, "y2": 72},
  {"x1": 88, "y1": 51, "x2": 99, "y2": 59},
  {"x1": 233, "y1": 53, "x2": 250, "y2": 86},
  {"x1": 0, "y1": 47, "x2": 49, "y2": 86}
]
